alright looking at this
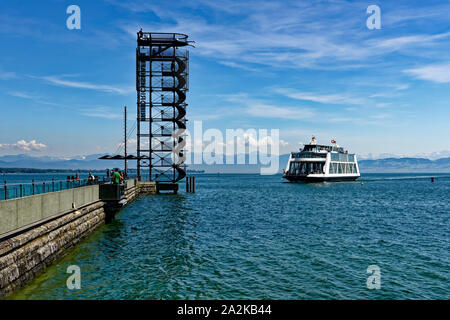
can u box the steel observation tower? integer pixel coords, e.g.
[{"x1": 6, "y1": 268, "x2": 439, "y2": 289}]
[{"x1": 136, "y1": 31, "x2": 193, "y2": 185}]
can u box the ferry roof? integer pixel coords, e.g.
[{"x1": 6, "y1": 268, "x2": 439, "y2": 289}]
[
  {"x1": 301, "y1": 144, "x2": 346, "y2": 153},
  {"x1": 304, "y1": 143, "x2": 334, "y2": 148}
]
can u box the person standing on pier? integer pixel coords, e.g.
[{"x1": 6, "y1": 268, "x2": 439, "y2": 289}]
[
  {"x1": 88, "y1": 172, "x2": 95, "y2": 185},
  {"x1": 112, "y1": 169, "x2": 121, "y2": 184}
]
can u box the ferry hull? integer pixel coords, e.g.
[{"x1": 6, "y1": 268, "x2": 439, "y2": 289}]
[{"x1": 283, "y1": 175, "x2": 359, "y2": 182}]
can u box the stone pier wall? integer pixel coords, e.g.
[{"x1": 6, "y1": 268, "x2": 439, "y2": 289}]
[
  {"x1": 137, "y1": 181, "x2": 157, "y2": 195},
  {"x1": 0, "y1": 201, "x2": 106, "y2": 298},
  {"x1": 0, "y1": 180, "x2": 155, "y2": 298}
]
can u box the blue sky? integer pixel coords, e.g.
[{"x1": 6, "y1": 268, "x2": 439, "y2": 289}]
[{"x1": 0, "y1": 0, "x2": 449, "y2": 159}]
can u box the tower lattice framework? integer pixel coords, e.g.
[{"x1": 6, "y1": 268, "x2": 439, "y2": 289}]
[{"x1": 136, "y1": 32, "x2": 190, "y2": 182}]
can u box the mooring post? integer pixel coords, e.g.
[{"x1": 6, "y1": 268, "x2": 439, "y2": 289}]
[
  {"x1": 43, "y1": 182, "x2": 46, "y2": 193},
  {"x1": 20, "y1": 184, "x2": 23, "y2": 198},
  {"x1": 52, "y1": 178, "x2": 55, "y2": 192},
  {"x1": 186, "y1": 177, "x2": 189, "y2": 192},
  {"x1": 193, "y1": 176, "x2": 195, "y2": 193},
  {"x1": 32, "y1": 179, "x2": 35, "y2": 195},
  {"x1": 4, "y1": 181, "x2": 7, "y2": 200}
]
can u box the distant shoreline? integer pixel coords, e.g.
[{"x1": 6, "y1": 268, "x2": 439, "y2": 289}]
[
  {"x1": 0, "y1": 168, "x2": 205, "y2": 174},
  {"x1": 0, "y1": 168, "x2": 450, "y2": 174},
  {"x1": 0, "y1": 168, "x2": 106, "y2": 174}
]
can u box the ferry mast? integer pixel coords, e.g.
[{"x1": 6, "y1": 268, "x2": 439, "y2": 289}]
[{"x1": 136, "y1": 31, "x2": 191, "y2": 182}]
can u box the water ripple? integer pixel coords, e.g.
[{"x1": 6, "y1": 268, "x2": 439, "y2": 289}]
[{"x1": 8, "y1": 173, "x2": 450, "y2": 299}]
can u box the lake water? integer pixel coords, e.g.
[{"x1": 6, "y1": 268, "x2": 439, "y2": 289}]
[{"x1": 7, "y1": 173, "x2": 450, "y2": 299}]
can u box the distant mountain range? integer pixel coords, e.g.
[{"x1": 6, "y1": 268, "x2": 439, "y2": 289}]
[
  {"x1": 1, "y1": 154, "x2": 450, "y2": 173},
  {"x1": 0, "y1": 154, "x2": 124, "y2": 171},
  {"x1": 358, "y1": 157, "x2": 450, "y2": 172}
]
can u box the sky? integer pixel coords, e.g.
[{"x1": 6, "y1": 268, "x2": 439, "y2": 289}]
[{"x1": 0, "y1": 0, "x2": 450, "y2": 160}]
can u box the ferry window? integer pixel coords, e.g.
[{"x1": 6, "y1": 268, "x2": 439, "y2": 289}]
[
  {"x1": 329, "y1": 163, "x2": 335, "y2": 174},
  {"x1": 289, "y1": 162, "x2": 296, "y2": 174}
]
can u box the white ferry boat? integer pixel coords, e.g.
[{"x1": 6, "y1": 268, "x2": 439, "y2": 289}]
[{"x1": 283, "y1": 137, "x2": 360, "y2": 182}]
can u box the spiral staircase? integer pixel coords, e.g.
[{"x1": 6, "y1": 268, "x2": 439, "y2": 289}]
[{"x1": 136, "y1": 32, "x2": 192, "y2": 185}]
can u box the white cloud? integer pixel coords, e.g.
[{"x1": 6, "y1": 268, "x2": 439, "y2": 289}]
[
  {"x1": 8, "y1": 91, "x2": 38, "y2": 99},
  {"x1": 0, "y1": 69, "x2": 16, "y2": 80},
  {"x1": 218, "y1": 61, "x2": 260, "y2": 72},
  {"x1": 405, "y1": 63, "x2": 450, "y2": 83},
  {"x1": 33, "y1": 75, "x2": 134, "y2": 94},
  {"x1": 116, "y1": 138, "x2": 138, "y2": 149},
  {"x1": 247, "y1": 104, "x2": 314, "y2": 119},
  {"x1": 81, "y1": 106, "x2": 122, "y2": 119},
  {"x1": 275, "y1": 88, "x2": 366, "y2": 105},
  {"x1": 7, "y1": 90, "x2": 74, "y2": 109},
  {"x1": 370, "y1": 113, "x2": 389, "y2": 119},
  {"x1": 118, "y1": 2, "x2": 374, "y2": 70},
  {"x1": 223, "y1": 93, "x2": 315, "y2": 120},
  {"x1": 383, "y1": 4, "x2": 450, "y2": 26},
  {"x1": 373, "y1": 32, "x2": 450, "y2": 51},
  {"x1": 328, "y1": 117, "x2": 354, "y2": 123},
  {"x1": 0, "y1": 140, "x2": 47, "y2": 151},
  {"x1": 116, "y1": 1, "x2": 450, "y2": 73}
]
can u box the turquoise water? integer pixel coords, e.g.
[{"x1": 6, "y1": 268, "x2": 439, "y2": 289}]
[{"x1": 7, "y1": 173, "x2": 450, "y2": 299}]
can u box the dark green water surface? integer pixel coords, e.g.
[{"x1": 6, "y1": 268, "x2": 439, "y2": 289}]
[{"x1": 8, "y1": 173, "x2": 449, "y2": 299}]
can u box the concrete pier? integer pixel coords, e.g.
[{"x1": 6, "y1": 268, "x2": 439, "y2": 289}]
[{"x1": 0, "y1": 180, "x2": 157, "y2": 298}]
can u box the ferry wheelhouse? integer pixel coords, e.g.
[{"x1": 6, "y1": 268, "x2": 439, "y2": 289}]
[{"x1": 283, "y1": 137, "x2": 360, "y2": 182}]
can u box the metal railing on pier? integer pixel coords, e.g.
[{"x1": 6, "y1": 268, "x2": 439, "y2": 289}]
[{"x1": 0, "y1": 175, "x2": 138, "y2": 201}]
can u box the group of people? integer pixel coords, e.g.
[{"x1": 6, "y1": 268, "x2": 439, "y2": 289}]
[
  {"x1": 106, "y1": 168, "x2": 125, "y2": 184},
  {"x1": 66, "y1": 173, "x2": 81, "y2": 182},
  {"x1": 65, "y1": 172, "x2": 97, "y2": 185},
  {"x1": 65, "y1": 169, "x2": 126, "y2": 185}
]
